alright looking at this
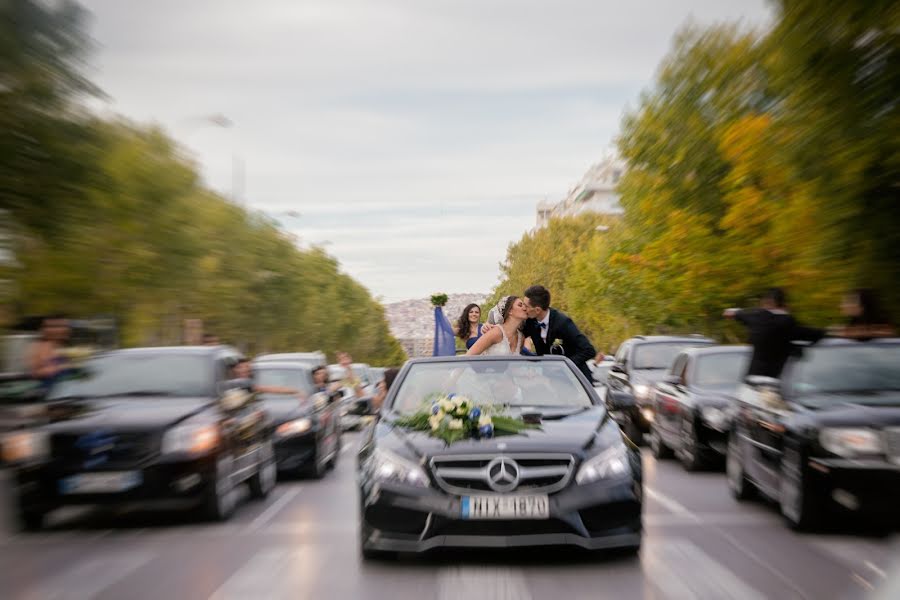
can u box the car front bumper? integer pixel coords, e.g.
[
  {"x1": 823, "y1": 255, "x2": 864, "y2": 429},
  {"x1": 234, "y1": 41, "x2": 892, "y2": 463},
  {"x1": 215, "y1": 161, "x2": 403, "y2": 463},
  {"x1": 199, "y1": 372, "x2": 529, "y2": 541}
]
[
  {"x1": 13, "y1": 455, "x2": 219, "y2": 512},
  {"x1": 359, "y1": 476, "x2": 642, "y2": 553},
  {"x1": 807, "y1": 457, "x2": 900, "y2": 517},
  {"x1": 273, "y1": 431, "x2": 318, "y2": 472}
]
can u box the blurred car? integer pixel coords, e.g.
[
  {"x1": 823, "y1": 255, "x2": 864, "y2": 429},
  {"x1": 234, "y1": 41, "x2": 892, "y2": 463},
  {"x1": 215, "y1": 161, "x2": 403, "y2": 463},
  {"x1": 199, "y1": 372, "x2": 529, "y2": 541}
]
[
  {"x1": 727, "y1": 339, "x2": 900, "y2": 530},
  {"x1": 605, "y1": 335, "x2": 716, "y2": 444},
  {"x1": 371, "y1": 367, "x2": 387, "y2": 385},
  {"x1": 329, "y1": 362, "x2": 378, "y2": 431},
  {"x1": 254, "y1": 351, "x2": 326, "y2": 369},
  {"x1": 252, "y1": 360, "x2": 341, "y2": 478},
  {"x1": 649, "y1": 346, "x2": 751, "y2": 470},
  {"x1": 0, "y1": 374, "x2": 49, "y2": 436},
  {"x1": 1, "y1": 346, "x2": 276, "y2": 530},
  {"x1": 358, "y1": 355, "x2": 642, "y2": 559}
]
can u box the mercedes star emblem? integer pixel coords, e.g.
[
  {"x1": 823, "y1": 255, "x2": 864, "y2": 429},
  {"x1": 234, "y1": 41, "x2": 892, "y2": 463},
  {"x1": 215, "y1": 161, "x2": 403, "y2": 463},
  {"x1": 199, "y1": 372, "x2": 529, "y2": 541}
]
[{"x1": 486, "y1": 457, "x2": 520, "y2": 492}]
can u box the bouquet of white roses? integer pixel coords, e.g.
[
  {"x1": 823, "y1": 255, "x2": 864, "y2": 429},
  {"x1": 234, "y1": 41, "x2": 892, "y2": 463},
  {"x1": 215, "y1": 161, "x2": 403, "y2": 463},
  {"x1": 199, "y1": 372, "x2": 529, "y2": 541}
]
[{"x1": 393, "y1": 393, "x2": 537, "y2": 444}]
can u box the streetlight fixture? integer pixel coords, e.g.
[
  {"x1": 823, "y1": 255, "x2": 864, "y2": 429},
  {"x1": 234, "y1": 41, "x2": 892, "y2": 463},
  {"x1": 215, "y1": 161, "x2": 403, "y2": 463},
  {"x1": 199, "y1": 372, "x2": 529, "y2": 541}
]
[{"x1": 181, "y1": 114, "x2": 244, "y2": 206}]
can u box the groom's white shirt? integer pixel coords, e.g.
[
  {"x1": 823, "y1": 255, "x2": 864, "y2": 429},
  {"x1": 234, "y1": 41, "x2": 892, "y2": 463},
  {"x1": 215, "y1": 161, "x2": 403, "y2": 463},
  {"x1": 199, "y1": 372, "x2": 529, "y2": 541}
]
[{"x1": 538, "y1": 313, "x2": 550, "y2": 342}]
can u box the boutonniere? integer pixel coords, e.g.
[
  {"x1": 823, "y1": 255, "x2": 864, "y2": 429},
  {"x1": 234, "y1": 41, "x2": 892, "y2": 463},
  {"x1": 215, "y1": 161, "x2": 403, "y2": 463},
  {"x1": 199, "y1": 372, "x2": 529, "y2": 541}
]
[{"x1": 550, "y1": 338, "x2": 564, "y2": 354}]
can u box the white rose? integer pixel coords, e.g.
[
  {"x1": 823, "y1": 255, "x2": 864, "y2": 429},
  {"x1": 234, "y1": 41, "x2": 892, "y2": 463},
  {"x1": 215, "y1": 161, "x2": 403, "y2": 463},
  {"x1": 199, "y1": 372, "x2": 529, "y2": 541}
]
[
  {"x1": 439, "y1": 399, "x2": 455, "y2": 412},
  {"x1": 479, "y1": 415, "x2": 492, "y2": 427},
  {"x1": 429, "y1": 415, "x2": 442, "y2": 431},
  {"x1": 448, "y1": 419, "x2": 464, "y2": 430}
]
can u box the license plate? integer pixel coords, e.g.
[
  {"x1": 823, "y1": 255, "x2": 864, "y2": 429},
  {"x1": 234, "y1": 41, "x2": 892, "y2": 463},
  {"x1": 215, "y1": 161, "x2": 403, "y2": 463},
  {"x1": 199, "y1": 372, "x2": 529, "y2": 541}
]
[
  {"x1": 59, "y1": 472, "x2": 142, "y2": 494},
  {"x1": 461, "y1": 494, "x2": 549, "y2": 520}
]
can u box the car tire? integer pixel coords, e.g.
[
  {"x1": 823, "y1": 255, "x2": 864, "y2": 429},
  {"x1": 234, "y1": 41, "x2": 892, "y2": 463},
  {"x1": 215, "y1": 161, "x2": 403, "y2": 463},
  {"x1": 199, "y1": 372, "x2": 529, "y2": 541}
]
[
  {"x1": 726, "y1": 430, "x2": 756, "y2": 501},
  {"x1": 306, "y1": 441, "x2": 328, "y2": 479},
  {"x1": 779, "y1": 445, "x2": 822, "y2": 531},
  {"x1": 679, "y1": 419, "x2": 704, "y2": 472},
  {"x1": 649, "y1": 426, "x2": 673, "y2": 459},
  {"x1": 18, "y1": 509, "x2": 46, "y2": 532},
  {"x1": 248, "y1": 440, "x2": 277, "y2": 500},
  {"x1": 624, "y1": 418, "x2": 644, "y2": 446},
  {"x1": 202, "y1": 455, "x2": 237, "y2": 521}
]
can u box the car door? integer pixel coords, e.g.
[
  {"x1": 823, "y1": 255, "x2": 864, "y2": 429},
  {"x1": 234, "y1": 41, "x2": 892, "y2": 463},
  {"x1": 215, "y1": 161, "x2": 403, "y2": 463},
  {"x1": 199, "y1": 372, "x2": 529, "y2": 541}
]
[
  {"x1": 655, "y1": 354, "x2": 688, "y2": 446},
  {"x1": 607, "y1": 342, "x2": 632, "y2": 399},
  {"x1": 739, "y1": 382, "x2": 788, "y2": 494},
  {"x1": 216, "y1": 355, "x2": 264, "y2": 481}
]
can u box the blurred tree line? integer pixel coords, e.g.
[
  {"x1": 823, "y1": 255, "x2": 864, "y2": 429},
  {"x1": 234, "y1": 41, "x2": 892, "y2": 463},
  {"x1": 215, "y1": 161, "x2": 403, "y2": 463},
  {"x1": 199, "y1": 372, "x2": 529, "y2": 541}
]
[
  {"x1": 491, "y1": 0, "x2": 899, "y2": 353},
  {"x1": 0, "y1": 0, "x2": 406, "y2": 365}
]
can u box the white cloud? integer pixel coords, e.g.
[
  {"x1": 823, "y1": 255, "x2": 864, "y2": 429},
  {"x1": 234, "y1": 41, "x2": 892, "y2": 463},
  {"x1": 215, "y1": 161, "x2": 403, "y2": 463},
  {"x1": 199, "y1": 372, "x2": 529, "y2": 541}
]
[{"x1": 81, "y1": 0, "x2": 771, "y2": 302}]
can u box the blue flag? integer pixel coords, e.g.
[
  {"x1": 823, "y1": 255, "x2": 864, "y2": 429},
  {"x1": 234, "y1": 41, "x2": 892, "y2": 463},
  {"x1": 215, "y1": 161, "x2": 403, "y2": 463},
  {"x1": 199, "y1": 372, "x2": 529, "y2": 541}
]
[{"x1": 433, "y1": 307, "x2": 456, "y2": 356}]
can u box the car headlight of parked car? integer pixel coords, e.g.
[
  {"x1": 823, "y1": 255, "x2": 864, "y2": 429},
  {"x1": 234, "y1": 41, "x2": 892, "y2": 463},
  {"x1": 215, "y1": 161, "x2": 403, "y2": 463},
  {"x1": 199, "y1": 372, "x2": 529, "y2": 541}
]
[
  {"x1": 276, "y1": 418, "x2": 313, "y2": 438},
  {"x1": 576, "y1": 445, "x2": 630, "y2": 484},
  {"x1": 366, "y1": 447, "x2": 430, "y2": 487},
  {"x1": 701, "y1": 407, "x2": 729, "y2": 431},
  {"x1": 1, "y1": 431, "x2": 49, "y2": 463},
  {"x1": 820, "y1": 428, "x2": 882, "y2": 458},
  {"x1": 161, "y1": 423, "x2": 220, "y2": 455}
]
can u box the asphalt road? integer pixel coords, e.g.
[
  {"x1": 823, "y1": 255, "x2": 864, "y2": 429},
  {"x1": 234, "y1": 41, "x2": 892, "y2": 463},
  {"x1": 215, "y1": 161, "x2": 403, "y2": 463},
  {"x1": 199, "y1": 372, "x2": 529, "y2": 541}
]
[{"x1": 1, "y1": 432, "x2": 897, "y2": 600}]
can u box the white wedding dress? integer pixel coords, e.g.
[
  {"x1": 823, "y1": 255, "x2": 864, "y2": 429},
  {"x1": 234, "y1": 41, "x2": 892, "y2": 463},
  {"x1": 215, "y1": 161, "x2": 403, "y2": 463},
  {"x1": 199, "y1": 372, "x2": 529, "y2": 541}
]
[{"x1": 483, "y1": 326, "x2": 523, "y2": 356}]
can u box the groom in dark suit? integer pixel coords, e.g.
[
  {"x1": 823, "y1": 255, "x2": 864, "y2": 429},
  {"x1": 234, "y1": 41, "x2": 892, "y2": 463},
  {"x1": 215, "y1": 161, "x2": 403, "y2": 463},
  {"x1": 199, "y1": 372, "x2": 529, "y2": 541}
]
[{"x1": 521, "y1": 285, "x2": 596, "y2": 380}]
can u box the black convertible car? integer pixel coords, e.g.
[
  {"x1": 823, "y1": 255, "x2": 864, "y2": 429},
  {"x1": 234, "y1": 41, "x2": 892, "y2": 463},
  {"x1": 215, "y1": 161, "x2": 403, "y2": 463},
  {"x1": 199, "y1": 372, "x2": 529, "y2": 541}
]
[
  {"x1": 727, "y1": 339, "x2": 900, "y2": 530},
  {"x1": 1, "y1": 346, "x2": 277, "y2": 530},
  {"x1": 357, "y1": 355, "x2": 643, "y2": 559}
]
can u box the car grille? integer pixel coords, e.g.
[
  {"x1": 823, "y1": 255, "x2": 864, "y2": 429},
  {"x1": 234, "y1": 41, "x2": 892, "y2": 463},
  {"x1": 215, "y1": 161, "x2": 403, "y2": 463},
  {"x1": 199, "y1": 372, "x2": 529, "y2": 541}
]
[
  {"x1": 885, "y1": 428, "x2": 900, "y2": 462},
  {"x1": 51, "y1": 431, "x2": 159, "y2": 468},
  {"x1": 429, "y1": 454, "x2": 574, "y2": 495}
]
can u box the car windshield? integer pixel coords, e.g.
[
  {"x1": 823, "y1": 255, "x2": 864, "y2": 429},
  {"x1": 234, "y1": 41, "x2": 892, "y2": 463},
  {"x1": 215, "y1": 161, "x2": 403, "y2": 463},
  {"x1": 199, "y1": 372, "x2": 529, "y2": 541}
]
[
  {"x1": 49, "y1": 353, "x2": 212, "y2": 398},
  {"x1": 634, "y1": 342, "x2": 709, "y2": 370},
  {"x1": 695, "y1": 352, "x2": 750, "y2": 387},
  {"x1": 390, "y1": 360, "x2": 593, "y2": 415},
  {"x1": 789, "y1": 344, "x2": 900, "y2": 403},
  {"x1": 253, "y1": 367, "x2": 312, "y2": 395}
]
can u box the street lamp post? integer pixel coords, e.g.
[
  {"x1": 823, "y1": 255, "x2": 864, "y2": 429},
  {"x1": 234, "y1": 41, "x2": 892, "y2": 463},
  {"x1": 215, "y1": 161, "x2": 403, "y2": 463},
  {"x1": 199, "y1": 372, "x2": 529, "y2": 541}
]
[{"x1": 181, "y1": 114, "x2": 245, "y2": 206}]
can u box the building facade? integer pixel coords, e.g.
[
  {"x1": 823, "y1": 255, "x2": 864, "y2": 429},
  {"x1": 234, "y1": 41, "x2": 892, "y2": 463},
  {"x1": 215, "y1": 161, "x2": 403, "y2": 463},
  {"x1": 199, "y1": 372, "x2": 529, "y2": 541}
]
[{"x1": 536, "y1": 154, "x2": 625, "y2": 228}]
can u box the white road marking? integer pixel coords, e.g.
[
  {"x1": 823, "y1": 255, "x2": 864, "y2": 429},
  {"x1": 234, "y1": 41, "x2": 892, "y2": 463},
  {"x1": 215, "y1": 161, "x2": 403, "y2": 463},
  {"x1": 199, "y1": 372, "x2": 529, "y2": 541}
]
[
  {"x1": 245, "y1": 487, "x2": 300, "y2": 533},
  {"x1": 865, "y1": 561, "x2": 887, "y2": 579},
  {"x1": 643, "y1": 540, "x2": 766, "y2": 600},
  {"x1": 209, "y1": 547, "x2": 324, "y2": 600},
  {"x1": 645, "y1": 488, "x2": 698, "y2": 520},
  {"x1": 852, "y1": 573, "x2": 875, "y2": 591},
  {"x1": 21, "y1": 551, "x2": 154, "y2": 600},
  {"x1": 437, "y1": 566, "x2": 532, "y2": 600}
]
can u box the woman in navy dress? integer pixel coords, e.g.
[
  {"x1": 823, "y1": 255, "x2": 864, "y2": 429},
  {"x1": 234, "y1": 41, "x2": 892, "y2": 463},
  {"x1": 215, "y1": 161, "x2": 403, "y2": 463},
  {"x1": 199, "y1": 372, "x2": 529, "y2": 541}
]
[{"x1": 456, "y1": 303, "x2": 483, "y2": 350}]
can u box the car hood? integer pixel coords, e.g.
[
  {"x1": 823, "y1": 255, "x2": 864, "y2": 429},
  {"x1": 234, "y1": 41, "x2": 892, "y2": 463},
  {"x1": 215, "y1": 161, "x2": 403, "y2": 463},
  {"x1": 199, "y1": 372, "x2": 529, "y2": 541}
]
[
  {"x1": 802, "y1": 395, "x2": 900, "y2": 428},
  {"x1": 42, "y1": 397, "x2": 215, "y2": 433},
  {"x1": 383, "y1": 407, "x2": 611, "y2": 458},
  {"x1": 260, "y1": 396, "x2": 312, "y2": 425},
  {"x1": 631, "y1": 370, "x2": 668, "y2": 386}
]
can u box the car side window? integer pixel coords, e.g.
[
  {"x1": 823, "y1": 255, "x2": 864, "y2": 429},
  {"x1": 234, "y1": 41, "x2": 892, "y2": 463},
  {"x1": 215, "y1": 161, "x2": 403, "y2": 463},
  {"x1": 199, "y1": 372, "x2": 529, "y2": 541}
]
[
  {"x1": 616, "y1": 343, "x2": 630, "y2": 366},
  {"x1": 679, "y1": 357, "x2": 691, "y2": 386}
]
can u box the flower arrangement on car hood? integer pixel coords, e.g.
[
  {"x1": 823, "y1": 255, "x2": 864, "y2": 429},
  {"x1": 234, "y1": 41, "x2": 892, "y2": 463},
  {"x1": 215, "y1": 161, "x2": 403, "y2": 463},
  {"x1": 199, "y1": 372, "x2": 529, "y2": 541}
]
[{"x1": 392, "y1": 393, "x2": 537, "y2": 444}]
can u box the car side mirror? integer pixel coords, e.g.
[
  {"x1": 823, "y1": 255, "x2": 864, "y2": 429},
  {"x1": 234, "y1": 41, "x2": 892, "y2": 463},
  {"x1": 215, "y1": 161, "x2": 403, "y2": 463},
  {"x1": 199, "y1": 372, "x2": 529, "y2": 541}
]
[
  {"x1": 219, "y1": 380, "x2": 253, "y2": 411},
  {"x1": 610, "y1": 364, "x2": 625, "y2": 374},
  {"x1": 606, "y1": 390, "x2": 636, "y2": 411},
  {"x1": 663, "y1": 374, "x2": 683, "y2": 386}
]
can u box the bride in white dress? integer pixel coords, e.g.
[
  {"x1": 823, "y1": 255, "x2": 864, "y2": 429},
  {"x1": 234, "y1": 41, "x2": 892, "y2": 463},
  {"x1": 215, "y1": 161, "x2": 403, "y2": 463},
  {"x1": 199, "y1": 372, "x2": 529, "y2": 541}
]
[{"x1": 466, "y1": 296, "x2": 528, "y2": 356}]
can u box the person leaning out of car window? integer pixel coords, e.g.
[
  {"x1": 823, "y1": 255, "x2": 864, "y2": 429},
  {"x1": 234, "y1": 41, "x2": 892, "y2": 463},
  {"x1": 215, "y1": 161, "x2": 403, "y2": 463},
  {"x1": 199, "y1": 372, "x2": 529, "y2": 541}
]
[
  {"x1": 371, "y1": 368, "x2": 400, "y2": 412},
  {"x1": 331, "y1": 351, "x2": 365, "y2": 398},
  {"x1": 231, "y1": 358, "x2": 301, "y2": 396},
  {"x1": 829, "y1": 288, "x2": 896, "y2": 341},
  {"x1": 28, "y1": 314, "x2": 73, "y2": 390}
]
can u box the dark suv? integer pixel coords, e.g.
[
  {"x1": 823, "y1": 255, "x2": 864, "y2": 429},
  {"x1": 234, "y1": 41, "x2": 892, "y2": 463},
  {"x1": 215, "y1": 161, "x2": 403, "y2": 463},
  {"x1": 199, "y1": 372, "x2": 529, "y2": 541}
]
[
  {"x1": 605, "y1": 335, "x2": 715, "y2": 444},
  {"x1": 3, "y1": 346, "x2": 277, "y2": 530}
]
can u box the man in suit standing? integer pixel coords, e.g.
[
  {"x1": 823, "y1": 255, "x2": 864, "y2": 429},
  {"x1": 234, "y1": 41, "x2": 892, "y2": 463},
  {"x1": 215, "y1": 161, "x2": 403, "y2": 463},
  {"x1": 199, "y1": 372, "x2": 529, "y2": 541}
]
[{"x1": 521, "y1": 285, "x2": 596, "y2": 380}]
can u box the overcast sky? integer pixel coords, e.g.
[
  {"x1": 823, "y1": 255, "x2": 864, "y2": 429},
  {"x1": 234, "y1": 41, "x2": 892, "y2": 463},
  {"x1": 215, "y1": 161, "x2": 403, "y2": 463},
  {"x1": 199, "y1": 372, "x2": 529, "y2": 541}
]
[{"x1": 81, "y1": 0, "x2": 770, "y2": 302}]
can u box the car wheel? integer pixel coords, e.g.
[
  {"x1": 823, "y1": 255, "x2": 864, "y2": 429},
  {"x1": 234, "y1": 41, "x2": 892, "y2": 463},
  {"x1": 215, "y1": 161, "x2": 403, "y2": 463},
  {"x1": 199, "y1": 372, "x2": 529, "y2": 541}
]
[
  {"x1": 649, "y1": 426, "x2": 673, "y2": 459},
  {"x1": 679, "y1": 419, "x2": 704, "y2": 472},
  {"x1": 202, "y1": 455, "x2": 237, "y2": 521},
  {"x1": 18, "y1": 509, "x2": 46, "y2": 532},
  {"x1": 726, "y1": 430, "x2": 756, "y2": 501},
  {"x1": 779, "y1": 445, "x2": 822, "y2": 531},
  {"x1": 624, "y1": 417, "x2": 644, "y2": 446},
  {"x1": 306, "y1": 441, "x2": 328, "y2": 479},
  {"x1": 248, "y1": 440, "x2": 277, "y2": 500}
]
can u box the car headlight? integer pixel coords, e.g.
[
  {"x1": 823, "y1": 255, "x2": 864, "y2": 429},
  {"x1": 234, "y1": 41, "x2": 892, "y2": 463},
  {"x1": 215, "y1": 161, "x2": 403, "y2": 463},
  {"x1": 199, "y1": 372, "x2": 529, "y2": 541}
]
[
  {"x1": 366, "y1": 447, "x2": 429, "y2": 487},
  {"x1": 633, "y1": 384, "x2": 650, "y2": 401},
  {"x1": 576, "y1": 445, "x2": 630, "y2": 484},
  {"x1": 640, "y1": 407, "x2": 655, "y2": 423},
  {"x1": 161, "y1": 423, "x2": 220, "y2": 455},
  {"x1": 820, "y1": 428, "x2": 882, "y2": 457},
  {"x1": 1, "y1": 431, "x2": 49, "y2": 463},
  {"x1": 701, "y1": 407, "x2": 729, "y2": 431},
  {"x1": 276, "y1": 418, "x2": 313, "y2": 438}
]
